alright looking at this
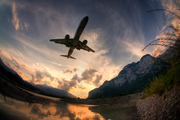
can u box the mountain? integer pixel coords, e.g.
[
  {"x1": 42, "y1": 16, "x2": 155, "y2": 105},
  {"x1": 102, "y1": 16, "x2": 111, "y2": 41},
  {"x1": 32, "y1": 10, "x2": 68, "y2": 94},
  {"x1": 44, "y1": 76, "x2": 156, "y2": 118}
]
[
  {"x1": 0, "y1": 58, "x2": 16, "y2": 74},
  {"x1": 35, "y1": 84, "x2": 77, "y2": 98},
  {"x1": 88, "y1": 53, "x2": 170, "y2": 98},
  {"x1": 0, "y1": 58, "x2": 42, "y2": 92},
  {"x1": 0, "y1": 58, "x2": 76, "y2": 98}
]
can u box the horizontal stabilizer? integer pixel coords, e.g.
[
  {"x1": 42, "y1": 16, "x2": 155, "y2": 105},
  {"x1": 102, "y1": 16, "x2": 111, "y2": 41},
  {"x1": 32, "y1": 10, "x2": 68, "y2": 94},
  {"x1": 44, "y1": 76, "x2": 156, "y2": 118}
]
[{"x1": 60, "y1": 55, "x2": 76, "y2": 60}]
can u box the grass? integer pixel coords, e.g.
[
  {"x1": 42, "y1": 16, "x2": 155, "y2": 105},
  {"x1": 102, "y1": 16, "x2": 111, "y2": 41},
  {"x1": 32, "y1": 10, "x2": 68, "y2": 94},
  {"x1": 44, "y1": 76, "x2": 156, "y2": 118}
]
[{"x1": 141, "y1": 59, "x2": 180, "y2": 99}]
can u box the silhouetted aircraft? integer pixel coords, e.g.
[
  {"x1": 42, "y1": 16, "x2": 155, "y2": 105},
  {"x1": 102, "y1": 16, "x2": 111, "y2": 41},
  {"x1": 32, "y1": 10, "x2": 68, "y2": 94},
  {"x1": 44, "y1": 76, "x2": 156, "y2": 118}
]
[{"x1": 50, "y1": 16, "x2": 95, "y2": 60}]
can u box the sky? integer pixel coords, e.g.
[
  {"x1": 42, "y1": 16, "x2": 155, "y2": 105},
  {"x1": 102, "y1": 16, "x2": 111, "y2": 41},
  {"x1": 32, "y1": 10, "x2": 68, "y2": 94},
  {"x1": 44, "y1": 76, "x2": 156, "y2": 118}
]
[{"x1": 0, "y1": 0, "x2": 177, "y2": 98}]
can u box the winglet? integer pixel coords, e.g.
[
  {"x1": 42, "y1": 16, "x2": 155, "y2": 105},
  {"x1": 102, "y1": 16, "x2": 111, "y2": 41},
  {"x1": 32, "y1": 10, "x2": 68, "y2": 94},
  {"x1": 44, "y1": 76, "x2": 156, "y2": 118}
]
[{"x1": 60, "y1": 55, "x2": 76, "y2": 60}]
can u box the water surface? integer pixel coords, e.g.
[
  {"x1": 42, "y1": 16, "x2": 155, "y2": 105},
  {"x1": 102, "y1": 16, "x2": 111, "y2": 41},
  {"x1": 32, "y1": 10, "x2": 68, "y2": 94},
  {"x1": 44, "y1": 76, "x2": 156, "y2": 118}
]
[{"x1": 0, "y1": 94, "x2": 138, "y2": 120}]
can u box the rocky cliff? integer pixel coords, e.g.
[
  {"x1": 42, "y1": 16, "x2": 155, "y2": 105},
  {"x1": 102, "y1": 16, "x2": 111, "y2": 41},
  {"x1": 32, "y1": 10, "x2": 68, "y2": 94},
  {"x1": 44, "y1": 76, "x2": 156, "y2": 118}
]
[{"x1": 88, "y1": 54, "x2": 170, "y2": 98}]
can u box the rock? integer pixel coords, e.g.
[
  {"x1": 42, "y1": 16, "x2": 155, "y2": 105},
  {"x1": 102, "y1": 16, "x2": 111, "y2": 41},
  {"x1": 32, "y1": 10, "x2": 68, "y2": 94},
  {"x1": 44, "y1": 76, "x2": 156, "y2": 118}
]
[{"x1": 136, "y1": 86, "x2": 180, "y2": 120}]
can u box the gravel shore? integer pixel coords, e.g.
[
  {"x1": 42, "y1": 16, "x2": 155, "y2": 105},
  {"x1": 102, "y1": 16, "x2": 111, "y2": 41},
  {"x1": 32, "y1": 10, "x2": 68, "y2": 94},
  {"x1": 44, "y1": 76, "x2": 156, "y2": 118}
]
[{"x1": 136, "y1": 86, "x2": 180, "y2": 120}]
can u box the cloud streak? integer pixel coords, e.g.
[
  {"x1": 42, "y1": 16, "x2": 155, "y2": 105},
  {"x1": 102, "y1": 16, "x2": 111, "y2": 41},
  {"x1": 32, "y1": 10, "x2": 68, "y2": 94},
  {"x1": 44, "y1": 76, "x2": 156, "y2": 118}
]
[{"x1": 12, "y1": 2, "x2": 20, "y2": 30}]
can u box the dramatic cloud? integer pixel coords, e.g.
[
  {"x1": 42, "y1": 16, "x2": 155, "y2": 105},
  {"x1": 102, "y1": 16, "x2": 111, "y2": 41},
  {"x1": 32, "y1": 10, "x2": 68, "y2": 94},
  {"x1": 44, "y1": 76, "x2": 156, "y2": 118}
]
[
  {"x1": 93, "y1": 74, "x2": 102, "y2": 87},
  {"x1": 58, "y1": 68, "x2": 103, "y2": 91},
  {"x1": 12, "y1": 2, "x2": 20, "y2": 30},
  {"x1": 42, "y1": 68, "x2": 54, "y2": 81},
  {"x1": 30, "y1": 74, "x2": 35, "y2": 84},
  {"x1": 71, "y1": 74, "x2": 81, "y2": 82},
  {"x1": 30, "y1": 68, "x2": 55, "y2": 84},
  {"x1": 81, "y1": 69, "x2": 97, "y2": 81},
  {"x1": 58, "y1": 78, "x2": 77, "y2": 91},
  {"x1": 9, "y1": 54, "x2": 20, "y2": 69},
  {"x1": 35, "y1": 70, "x2": 44, "y2": 82},
  {"x1": 62, "y1": 68, "x2": 78, "y2": 74}
]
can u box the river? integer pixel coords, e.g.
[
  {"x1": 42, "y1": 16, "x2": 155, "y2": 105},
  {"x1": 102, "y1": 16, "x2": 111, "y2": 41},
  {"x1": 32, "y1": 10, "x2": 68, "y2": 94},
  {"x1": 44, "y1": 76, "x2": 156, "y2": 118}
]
[{"x1": 0, "y1": 94, "x2": 138, "y2": 120}]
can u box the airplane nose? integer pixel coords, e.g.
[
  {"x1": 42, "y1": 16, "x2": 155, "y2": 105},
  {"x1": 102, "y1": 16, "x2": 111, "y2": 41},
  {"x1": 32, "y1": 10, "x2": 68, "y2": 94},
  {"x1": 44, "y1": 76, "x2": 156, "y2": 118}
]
[{"x1": 84, "y1": 16, "x2": 89, "y2": 21}]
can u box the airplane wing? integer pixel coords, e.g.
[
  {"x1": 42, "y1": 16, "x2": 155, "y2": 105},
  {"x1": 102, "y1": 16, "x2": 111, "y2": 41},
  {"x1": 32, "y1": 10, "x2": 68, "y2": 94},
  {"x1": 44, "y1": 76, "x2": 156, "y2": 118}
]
[
  {"x1": 82, "y1": 45, "x2": 95, "y2": 53},
  {"x1": 76, "y1": 41, "x2": 95, "y2": 52},
  {"x1": 50, "y1": 39, "x2": 73, "y2": 47}
]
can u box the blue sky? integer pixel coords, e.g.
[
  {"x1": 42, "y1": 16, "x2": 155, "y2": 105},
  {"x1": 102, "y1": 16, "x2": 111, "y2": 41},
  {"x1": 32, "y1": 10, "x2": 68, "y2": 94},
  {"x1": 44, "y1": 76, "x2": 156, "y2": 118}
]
[{"x1": 0, "y1": 0, "x2": 175, "y2": 98}]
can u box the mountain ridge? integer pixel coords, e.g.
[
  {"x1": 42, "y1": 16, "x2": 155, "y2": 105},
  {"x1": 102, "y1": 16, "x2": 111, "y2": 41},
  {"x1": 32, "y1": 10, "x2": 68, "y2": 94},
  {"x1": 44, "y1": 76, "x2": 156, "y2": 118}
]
[
  {"x1": 35, "y1": 84, "x2": 77, "y2": 98},
  {"x1": 0, "y1": 58, "x2": 76, "y2": 98},
  {"x1": 88, "y1": 52, "x2": 171, "y2": 98}
]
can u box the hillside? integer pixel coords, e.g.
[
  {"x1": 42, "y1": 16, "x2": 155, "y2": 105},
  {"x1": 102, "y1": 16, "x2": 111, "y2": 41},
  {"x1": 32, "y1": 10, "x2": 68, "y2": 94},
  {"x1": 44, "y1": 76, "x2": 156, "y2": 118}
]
[
  {"x1": 0, "y1": 58, "x2": 76, "y2": 98},
  {"x1": 0, "y1": 58, "x2": 42, "y2": 92},
  {"x1": 88, "y1": 50, "x2": 172, "y2": 98},
  {"x1": 35, "y1": 84, "x2": 77, "y2": 98}
]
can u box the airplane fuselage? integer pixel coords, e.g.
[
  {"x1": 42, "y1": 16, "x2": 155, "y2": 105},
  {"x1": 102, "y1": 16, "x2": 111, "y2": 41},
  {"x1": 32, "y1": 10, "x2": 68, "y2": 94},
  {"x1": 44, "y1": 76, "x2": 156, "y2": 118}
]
[
  {"x1": 67, "y1": 16, "x2": 89, "y2": 58},
  {"x1": 68, "y1": 46, "x2": 75, "y2": 58}
]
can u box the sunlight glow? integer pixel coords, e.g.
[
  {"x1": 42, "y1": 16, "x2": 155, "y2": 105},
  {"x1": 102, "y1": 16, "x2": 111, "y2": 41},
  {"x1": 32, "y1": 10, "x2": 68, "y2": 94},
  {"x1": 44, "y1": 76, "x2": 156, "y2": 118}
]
[{"x1": 68, "y1": 104, "x2": 104, "y2": 120}]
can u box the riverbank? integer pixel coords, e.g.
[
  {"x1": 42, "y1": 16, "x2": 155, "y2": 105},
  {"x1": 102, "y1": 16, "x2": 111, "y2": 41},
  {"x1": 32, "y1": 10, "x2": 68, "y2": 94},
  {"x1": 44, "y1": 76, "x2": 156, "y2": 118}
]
[
  {"x1": 61, "y1": 92, "x2": 143, "y2": 106},
  {"x1": 0, "y1": 74, "x2": 51, "y2": 104},
  {"x1": 136, "y1": 86, "x2": 180, "y2": 120}
]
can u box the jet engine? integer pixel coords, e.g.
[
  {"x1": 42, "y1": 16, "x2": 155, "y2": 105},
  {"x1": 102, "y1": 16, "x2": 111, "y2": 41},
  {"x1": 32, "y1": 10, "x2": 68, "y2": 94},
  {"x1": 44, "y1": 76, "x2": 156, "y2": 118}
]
[
  {"x1": 65, "y1": 34, "x2": 70, "y2": 47},
  {"x1": 65, "y1": 34, "x2": 70, "y2": 40},
  {"x1": 82, "y1": 40, "x2": 88, "y2": 45}
]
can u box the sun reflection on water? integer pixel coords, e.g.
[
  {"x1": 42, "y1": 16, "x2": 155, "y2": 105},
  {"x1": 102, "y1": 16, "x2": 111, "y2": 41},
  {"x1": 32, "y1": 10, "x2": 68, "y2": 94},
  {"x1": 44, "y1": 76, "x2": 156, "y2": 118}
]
[
  {"x1": 0, "y1": 94, "x2": 105, "y2": 120},
  {"x1": 0, "y1": 94, "x2": 137, "y2": 120},
  {"x1": 68, "y1": 104, "x2": 104, "y2": 120}
]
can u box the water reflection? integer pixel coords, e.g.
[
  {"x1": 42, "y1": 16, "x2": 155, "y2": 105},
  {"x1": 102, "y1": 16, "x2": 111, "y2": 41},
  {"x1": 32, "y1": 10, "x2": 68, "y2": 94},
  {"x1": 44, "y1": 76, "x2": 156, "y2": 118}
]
[{"x1": 0, "y1": 94, "x2": 138, "y2": 120}]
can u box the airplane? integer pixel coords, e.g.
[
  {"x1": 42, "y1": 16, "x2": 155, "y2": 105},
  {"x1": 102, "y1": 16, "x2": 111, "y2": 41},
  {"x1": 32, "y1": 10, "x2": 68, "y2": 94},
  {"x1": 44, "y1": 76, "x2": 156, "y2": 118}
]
[{"x1": 50, "y1": 16, "x2": 95, "y2": 60}]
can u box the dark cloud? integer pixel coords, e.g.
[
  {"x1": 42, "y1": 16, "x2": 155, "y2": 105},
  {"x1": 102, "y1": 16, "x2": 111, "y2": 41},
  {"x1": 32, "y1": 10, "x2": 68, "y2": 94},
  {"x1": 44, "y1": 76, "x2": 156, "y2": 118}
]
[
  {"x1": 9, "y1": 54, "x2": 20, "y2": 69},
  {"x1": 30, "y1": 102, "x2": 76, "y2": 120},
  {"x1": 30, "y1": 69, "x2": 55, "y2": 83},
  {"x1": 71, "y1": 74, "x2": 81, "y2": 82},
  {"x1": 93, "y1": 74, "x2": 102, "y2": 86},
  {"x1": 59, "y1": 79, "x2": 77, "y2": 91},
  {"x1": 69, "y1": 80, "x2": 76, "y2": 88},
  {"x1": 62, "y1": 68, "x2": 79, "y2": 74},
  {"x1": 81, "y1": 69, "x2": 97, "y2": 81},
  {"x1": 73, "y1": 68, "x2": 78, "y2": 72},
  {"x1": 31, "y1": 105, "x2": 40, "y2": 114},
  {"x1": 30, "y1": 104, "x2": 50, "y2": 119},
  {"x1": 42, "y1": 69, "x2": 54, "y2": 81},
  {"x1": 30, "y1": 74, "x2": 35, "y2": 84},
  {"x1": 57, "y1": 79, "x2": 62, "y2": 84},
  {"x1": 58, "y1": 68, "x2": 103, "y2": 91},
  {"x1": 63, "y1": 69, "x2": 73, "y2": 74},
  {"x1": 35, "y1": 70, "x2": 44, "y2": 82}
]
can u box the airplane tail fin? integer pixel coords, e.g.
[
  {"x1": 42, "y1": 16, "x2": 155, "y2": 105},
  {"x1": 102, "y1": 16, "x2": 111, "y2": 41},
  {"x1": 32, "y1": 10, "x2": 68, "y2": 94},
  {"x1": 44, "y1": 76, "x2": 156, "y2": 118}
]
[{"x1": 60, "y1": 55, "x2": 76, "y2": 60}]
